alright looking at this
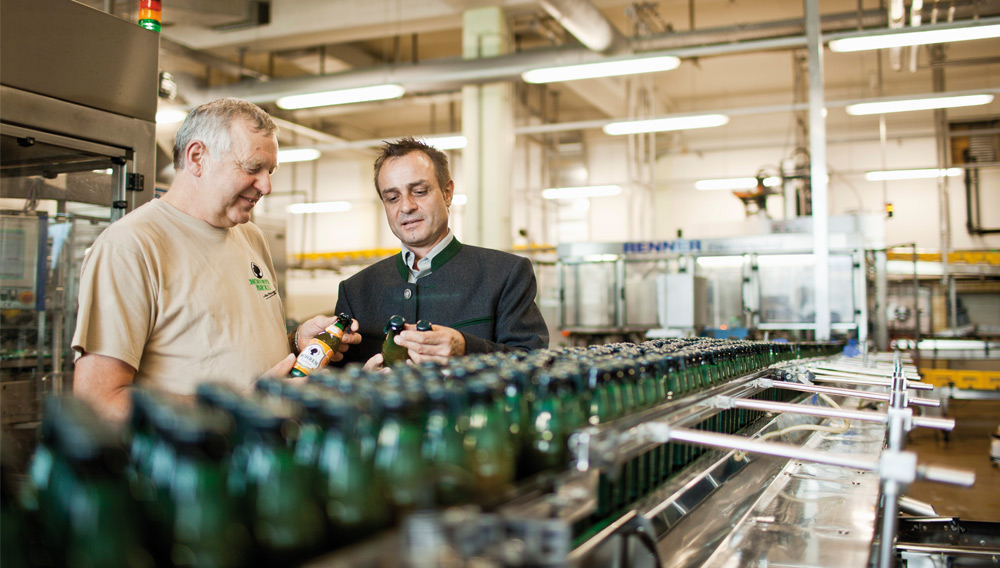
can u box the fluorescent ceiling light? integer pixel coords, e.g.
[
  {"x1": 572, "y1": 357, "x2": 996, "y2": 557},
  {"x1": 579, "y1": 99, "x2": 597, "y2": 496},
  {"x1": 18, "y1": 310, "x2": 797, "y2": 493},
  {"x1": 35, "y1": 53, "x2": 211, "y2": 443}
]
[
  {"x1": 276, "y1": 84, "x2": 405, "y2": 110},
  {"x1": 423, "y1": 135, "x2": 467, "y2": 150},
  {"x1": 865, "y1": 168, "x2": 961, "y2": 181},
  {"x1": 277, "y1": 148, "x2": 321, "y2": 163},
  {"x1": 845, "y1": 94, "x2": 993, "y2": 115},
  {"x1": 696, "y1": 256, "x2": 746, "y2": 268},
  {"x1": 695, "y1": 176, "x2": 781, "y2": 191},
  {"x1": 287, "y1": 201, "x2": 352, "y2": 214},
  {"x1": 155, "y1": 109, "x2": 188, "y2": 124},
  {"x1": 756, "y1": 254, "x2": 815, "y2": 267},
  {"x1": 542, "y1": 184, "x2": 622, "y2": 200},
  {"x1": 522, "y1": 55, "x2": 681, "y2": 84},
  {"x1": 451, "y1": 194, "x2": 468, "y2": 205},
  {"x1": 829, "y1": 23, "x2": 1000, "y2": 52},
  {"x1": 604, "y1": 114, "x2": 729, "y2": 136}
]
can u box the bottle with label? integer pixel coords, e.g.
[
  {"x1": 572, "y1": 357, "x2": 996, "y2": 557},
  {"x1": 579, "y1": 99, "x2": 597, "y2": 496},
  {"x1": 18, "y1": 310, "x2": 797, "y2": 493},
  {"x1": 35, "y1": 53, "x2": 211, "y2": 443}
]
[
  {"x1": 381, "y1": 315, "x2": 409, "y2": 367},
  {"x1": 290, "y1": 313, "x2": 353, "y2": 377}
]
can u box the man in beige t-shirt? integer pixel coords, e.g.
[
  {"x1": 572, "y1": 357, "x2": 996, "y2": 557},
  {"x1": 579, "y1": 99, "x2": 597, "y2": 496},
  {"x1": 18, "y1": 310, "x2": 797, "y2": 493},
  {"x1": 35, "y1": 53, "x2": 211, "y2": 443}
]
[{"x1": 72, "y1": 98, "x2": 359, "y2": 423}]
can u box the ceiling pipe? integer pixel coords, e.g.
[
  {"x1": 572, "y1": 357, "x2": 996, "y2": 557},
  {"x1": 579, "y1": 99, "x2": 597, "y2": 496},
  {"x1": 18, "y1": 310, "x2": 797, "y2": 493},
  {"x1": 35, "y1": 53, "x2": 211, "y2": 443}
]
[
  {"x1": 274, "y1": 85, "x2": 1000, "y2": 152},
  {"x1": 888, "y1": 0, "x2": 906, "y2": 70},
  {"x1": 192, "y1": 7, "x2": 1000, "y2": 107},
  {"x1": 539, "y1": 0, "x2": 628, "y2": 54}
]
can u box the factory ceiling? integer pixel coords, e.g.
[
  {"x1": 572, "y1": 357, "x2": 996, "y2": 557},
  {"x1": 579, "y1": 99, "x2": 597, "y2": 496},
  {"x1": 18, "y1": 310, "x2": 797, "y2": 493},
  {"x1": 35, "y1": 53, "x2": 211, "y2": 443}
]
[{"x1": 84, "y1": 0, "x2": 1000, "y2": 153}]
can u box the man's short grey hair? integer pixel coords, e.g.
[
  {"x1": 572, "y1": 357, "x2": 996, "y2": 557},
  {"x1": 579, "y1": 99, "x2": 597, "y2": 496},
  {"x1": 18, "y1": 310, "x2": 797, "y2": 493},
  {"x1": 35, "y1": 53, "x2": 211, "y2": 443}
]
[{"x1": 172, "y1": 98, "x2": 278, "y2": 170}]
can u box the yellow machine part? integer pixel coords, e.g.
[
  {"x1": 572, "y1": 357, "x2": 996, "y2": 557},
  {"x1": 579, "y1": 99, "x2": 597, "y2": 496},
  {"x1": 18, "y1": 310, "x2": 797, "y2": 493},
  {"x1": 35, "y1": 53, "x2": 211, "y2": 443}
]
[{"x1": 920, "y1": 368, "x2": 1000, "y2": 390}]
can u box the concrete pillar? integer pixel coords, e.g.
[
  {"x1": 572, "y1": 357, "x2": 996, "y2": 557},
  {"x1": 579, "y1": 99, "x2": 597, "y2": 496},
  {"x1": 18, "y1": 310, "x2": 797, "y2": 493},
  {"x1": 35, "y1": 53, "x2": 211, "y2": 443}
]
[
  {"x1": 805, "y1": 0, "x2": 831, "y2": 341},
  {"x1": 461, "y1": 6, "x2": 514, "y2": 250}
]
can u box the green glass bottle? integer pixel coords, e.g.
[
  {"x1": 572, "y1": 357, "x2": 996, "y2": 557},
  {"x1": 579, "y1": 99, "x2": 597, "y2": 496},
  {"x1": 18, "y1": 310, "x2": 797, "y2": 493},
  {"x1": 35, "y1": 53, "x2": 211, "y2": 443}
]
[
  {"x1": 33, "y1": 397, "x2": 150, "y2": 568},
  {"x1": 291, "y1": 313, "x2": 353, "y2": 377},
  {"x1": 1, "y1": 448, "x2": 30, "y2": 568},
  {"x1": 463, "y1": 376, "x2": 515, "y2": 499},
  {"x1": 523, "y1": 370, "x2": 567, "y2": 477},
  {"x1": 382, "y1": 315, "x2": 410, "y2": 367},
  {"x1": 316, "y1": 394, "x2": 388, "y2": 544},
  {"x1": 421, "y1": 380, "x2": 472, "y2": 506},
  {"x1": 235, "y1": 396, "x2": 325, "y2": 561},
  {"x1": 164, "y1": 404, "x2": 250, "y2": 568},
  {"x1": 587, "y1": 364, "x2": 618, "y2": 518},
  {"x1": 499, "y1": 365, "x2": 530, "y2": 459},
  {"x1": 374, "y1": 387, "x2": 432, "y2": 519}
]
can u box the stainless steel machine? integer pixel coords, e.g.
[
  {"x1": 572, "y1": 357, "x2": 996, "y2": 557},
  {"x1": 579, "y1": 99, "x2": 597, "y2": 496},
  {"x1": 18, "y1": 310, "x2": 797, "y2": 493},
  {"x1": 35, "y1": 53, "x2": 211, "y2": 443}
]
[
  {"x1": 299, "y1": 351, "x2": 988, "y2": 567},
  {"x1": 1, "y1": 0, "x2": 158, "y2": 431}
]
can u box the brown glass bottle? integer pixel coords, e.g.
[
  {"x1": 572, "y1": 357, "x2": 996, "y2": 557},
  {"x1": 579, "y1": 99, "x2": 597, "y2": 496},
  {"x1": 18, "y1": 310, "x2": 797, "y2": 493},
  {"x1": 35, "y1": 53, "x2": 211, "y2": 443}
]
[{"x1": 290, "y1": 313, "x2": 353, "y2": 377}]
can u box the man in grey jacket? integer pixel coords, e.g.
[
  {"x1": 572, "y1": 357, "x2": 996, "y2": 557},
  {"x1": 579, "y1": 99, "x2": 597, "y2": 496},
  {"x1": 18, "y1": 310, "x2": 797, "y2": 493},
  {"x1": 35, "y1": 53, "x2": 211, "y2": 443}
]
[{"x1": 335, "y1": 137, "x2": 548, "y2": 366}]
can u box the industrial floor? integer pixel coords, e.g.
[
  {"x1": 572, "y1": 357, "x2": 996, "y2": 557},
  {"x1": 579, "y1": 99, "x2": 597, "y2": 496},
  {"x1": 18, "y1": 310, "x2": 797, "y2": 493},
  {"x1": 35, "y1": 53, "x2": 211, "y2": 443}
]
[{"x1": 903, "y1": 398, "x2": 1000, "y2": 521}]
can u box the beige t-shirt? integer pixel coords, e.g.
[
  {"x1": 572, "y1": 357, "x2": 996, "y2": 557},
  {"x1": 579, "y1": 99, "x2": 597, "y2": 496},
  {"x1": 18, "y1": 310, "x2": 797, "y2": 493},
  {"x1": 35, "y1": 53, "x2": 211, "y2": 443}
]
[{"x1": 72, "y1": 198, "x2": 289, "y2": 395}]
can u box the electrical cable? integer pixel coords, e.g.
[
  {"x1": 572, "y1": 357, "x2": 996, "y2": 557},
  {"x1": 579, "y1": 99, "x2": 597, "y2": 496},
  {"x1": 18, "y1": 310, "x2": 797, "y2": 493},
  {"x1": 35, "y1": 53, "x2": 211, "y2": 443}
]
[{"x1": 733, "y1": 376, "x2": 851, "y2": 462}]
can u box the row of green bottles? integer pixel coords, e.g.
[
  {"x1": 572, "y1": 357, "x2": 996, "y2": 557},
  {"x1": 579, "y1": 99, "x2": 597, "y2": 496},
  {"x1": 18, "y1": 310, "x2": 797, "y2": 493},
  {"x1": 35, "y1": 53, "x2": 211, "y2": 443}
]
[
  {"x1": 9, "y1": 336, "x2": 841, "y2": 565},
  {"x1": 20, "y1": 397, "x2": 150, "y2": 568}
]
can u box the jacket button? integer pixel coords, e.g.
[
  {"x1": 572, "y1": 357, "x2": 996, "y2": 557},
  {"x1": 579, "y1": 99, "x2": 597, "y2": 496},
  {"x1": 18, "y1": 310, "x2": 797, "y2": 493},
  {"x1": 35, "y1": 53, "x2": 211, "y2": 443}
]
[{"x1": 403, "y1": 289, "x2": 412, "y2": 300}]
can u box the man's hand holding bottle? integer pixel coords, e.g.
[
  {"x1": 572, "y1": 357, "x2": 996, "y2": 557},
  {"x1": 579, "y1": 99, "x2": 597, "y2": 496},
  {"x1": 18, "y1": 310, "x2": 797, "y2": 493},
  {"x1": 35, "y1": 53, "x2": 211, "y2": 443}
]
[{"x1": 265, "y1": 314, "x2": 362, "y2": 379}]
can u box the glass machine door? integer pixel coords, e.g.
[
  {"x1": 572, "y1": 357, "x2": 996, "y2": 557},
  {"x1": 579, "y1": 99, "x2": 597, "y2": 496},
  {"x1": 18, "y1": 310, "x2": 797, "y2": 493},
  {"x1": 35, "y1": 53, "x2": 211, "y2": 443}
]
[{"x1": 1, "y1": 124, "x2": 132, "y2": 427}]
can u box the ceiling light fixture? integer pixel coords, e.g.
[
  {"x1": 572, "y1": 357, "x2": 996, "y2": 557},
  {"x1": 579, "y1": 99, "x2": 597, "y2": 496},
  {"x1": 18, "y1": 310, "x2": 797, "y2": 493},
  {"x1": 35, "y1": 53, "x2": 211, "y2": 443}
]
[
  {"x1": 828, "y1": 22, "x2": 1000, "y2": 52},
  {"x1": 276, "y1": 84, "x2": 405, "y2": 110},
  {"x1": 522, "y1": 55, "x2": 681, "y2": 84},
  {"x1": 287, "y1": 201, "x2": 352, "y2": 214},
  {"x1": 604, "y1": 114, "x2": 729, "y2": 136},
  {"x1": 423, "y1": 135, "x2": 467, "y2": 150},
  {"x1": 695, "y1": 176, "x2": 782, "y2": 191},
  {"x1": 845, "y1": 94, "x2": 994, "y2": 115},
  {"x1": 865, "y1": 168, "x2": 962, "y2": 181},
  {"x1": 542, "y1": 184, "x2": 622, "y2": 199},
  {"x1": 277, "y1": 148, "x2": 322, "y2": 163}
]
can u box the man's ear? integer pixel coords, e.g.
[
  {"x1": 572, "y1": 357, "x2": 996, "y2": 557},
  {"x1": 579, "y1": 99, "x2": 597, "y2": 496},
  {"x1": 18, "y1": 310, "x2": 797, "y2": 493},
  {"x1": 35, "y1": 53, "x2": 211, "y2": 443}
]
[
  {"x1": 185, "y1": 141, "x2": 208, "y2": 176},
  {"x1": 443, "y1": 179, "x2": 455, "y2": 207}
]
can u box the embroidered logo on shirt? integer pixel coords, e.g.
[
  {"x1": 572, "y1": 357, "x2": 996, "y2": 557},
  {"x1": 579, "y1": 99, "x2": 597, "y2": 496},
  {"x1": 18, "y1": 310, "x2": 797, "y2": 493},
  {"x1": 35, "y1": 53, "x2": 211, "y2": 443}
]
[{"x1": 249, "y1": 261, "x2": 273, "y2": 292}]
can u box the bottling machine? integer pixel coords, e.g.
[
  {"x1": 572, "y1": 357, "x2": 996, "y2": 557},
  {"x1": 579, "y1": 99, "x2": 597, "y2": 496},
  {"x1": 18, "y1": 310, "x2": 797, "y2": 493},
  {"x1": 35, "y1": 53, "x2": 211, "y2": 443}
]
[{"x1": 296, "y1": 351, "x2": 981, "y2": 567}]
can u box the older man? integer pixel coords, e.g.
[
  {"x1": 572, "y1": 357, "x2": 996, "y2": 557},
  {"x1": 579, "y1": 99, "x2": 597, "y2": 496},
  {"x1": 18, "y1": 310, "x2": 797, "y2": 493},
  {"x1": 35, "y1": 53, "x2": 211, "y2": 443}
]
[
  {"x1": 72, "y1": 98, "x2": 358, "y2": 422},
  {"x1": 335, "y1": 137, "x2": 548, "y2": 366}
]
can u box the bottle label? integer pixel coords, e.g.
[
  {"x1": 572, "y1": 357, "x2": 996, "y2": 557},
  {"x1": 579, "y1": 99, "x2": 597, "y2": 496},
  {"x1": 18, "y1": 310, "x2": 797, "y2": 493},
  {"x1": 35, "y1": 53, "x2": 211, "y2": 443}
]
[
  {"x1": 292, "y1": 340, "x2": 334, "y2": 376},
  {"x1": 325, "y1": 324, "x2": 346, "y2": 340}
]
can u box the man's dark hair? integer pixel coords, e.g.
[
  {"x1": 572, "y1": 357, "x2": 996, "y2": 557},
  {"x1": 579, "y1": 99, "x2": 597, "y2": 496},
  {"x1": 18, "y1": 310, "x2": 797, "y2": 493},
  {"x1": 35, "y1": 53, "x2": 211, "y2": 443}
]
[{"x1": 373, "y1": 137, "x2": 452, "y2": 198}]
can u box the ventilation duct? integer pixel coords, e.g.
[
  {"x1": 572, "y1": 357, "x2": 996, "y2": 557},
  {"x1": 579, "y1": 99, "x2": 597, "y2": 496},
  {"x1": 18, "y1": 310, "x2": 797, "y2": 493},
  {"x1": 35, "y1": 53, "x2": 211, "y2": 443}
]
[{"x1": 539, "y1": 0, "x2": 628, "y2": 54}]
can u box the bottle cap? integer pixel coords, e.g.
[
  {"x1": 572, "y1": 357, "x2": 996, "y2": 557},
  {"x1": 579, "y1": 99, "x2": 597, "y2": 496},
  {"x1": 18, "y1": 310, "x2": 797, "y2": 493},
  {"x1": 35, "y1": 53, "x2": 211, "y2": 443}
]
[
  {"x1": 385, "y1": 314, "x2": 406, "y2": 333},
  {"x1": 416, "y1": 319, "x2": 433, "y2": 331}
]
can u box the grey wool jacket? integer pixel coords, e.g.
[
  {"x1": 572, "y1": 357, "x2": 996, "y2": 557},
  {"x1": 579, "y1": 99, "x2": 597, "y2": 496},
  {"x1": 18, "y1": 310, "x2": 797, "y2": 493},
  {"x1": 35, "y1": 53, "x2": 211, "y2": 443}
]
[{"x1": 334, "y1": 238, "x2": 549, "y2": 364}]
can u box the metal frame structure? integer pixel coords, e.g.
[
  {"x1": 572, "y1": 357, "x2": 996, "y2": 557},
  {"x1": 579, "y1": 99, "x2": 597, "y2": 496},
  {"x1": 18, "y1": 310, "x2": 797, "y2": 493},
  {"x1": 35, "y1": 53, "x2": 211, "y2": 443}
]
[
  {"x1": 554, "y1": 231, "x2": 875, "y2": 342},
  {"x1": 303, "y1": 352, "x2": 986, "y2": 567}
]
